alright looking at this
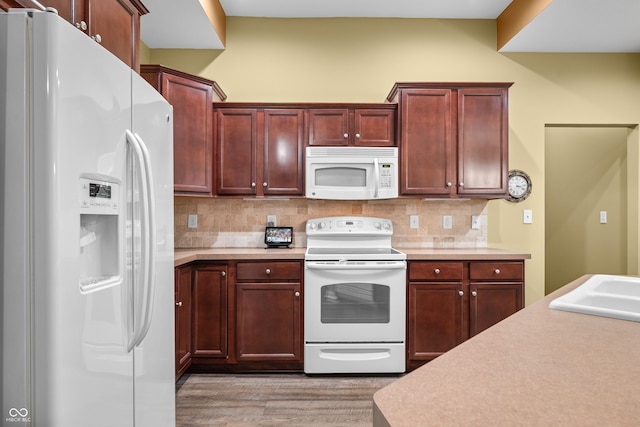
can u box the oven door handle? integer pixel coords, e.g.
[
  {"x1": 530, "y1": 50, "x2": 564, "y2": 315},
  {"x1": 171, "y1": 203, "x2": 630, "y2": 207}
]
[{"x1": 305, "y1": 261, "x2": 406, "y2": 270}]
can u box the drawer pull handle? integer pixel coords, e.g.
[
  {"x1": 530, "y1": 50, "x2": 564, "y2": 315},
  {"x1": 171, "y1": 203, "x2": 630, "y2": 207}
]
[
  {"x1": 434, "y1": 268, "x2": 440, "y2": 274},
  {"x1": 176, "y1": 301, "x2": 182, "y2": 307},
  {"x1": 458, "y1": 290, "x2": 464, "y2": 296},
  {"x1": 494, "y1": 268, "x2": 501, "y2": 275},
  {"x1": 265, "y1": 268, "x2": 271, "y2": 275}
]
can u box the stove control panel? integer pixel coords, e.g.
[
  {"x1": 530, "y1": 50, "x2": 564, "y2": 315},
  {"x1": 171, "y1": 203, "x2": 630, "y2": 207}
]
[{"x1": 306, "y1": 216, "x2": 393, "y2": 235}]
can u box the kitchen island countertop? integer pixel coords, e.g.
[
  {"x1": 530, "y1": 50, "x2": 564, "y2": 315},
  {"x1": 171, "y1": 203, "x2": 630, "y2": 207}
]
[
  {"x1": 174, "y1": 247, "x2": 530, "y2": 267},
  {"x1": 373, "y1": 274, "x2": 640, "y2": 426}
]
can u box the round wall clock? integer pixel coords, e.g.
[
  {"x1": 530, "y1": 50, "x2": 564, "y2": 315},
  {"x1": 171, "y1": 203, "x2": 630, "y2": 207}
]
[{"x1": 507, "y1": 169, "x2": 532, "y2": 203}]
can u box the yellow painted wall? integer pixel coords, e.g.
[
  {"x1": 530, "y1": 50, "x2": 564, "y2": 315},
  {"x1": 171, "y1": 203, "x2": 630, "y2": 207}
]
[{"x1": 146, "y1": 17, "x2": 640, "y2": 305}]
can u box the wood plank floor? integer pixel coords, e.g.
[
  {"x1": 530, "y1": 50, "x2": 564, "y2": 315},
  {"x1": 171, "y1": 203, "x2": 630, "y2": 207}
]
[{"x1": 175, "y1": 373, "x2": 400, "y2": 427}]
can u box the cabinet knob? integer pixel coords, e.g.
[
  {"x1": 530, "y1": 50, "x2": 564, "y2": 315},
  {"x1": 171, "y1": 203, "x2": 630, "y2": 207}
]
[
  {"x1": 91, "y1": 34, "x2": 102, "y2": 44},
  {"x1": 434, "y1": 268, "x2": 441, "y2": 274},
  {"x1": 355, "y1": 133, "x2": 361, "y2": 139},
  {"x1": 472, "y1": 290, "x2": 478, "y2": 297},
  {"x1": 494, "y1": 268, "x2": 501, "y2": 275},
  {"x1": 459, "y1": 182, "x2": 465, "y2": 187},
  {"x1": 343, "y1": 133, "x2": 349, "y2": 139},
  {"x1": 446, "y1": 182, "x2": 452, "y2": 187},
  {"x1": 76, "y1": 21, "x2": 87, "y2": 31},
  {"x1": 265, "y1": 268, "x2": 271, "y2": 275},
  {"x1": 175, "y1": 301, "x2": 182, "y2": 307},
  {"x1": 458, "y1": 290, "x2": 464, "y2": 296},
  {"x1": 263, "y1": 182, "x2": 268, "y2": 187},
  {"x1": 251, "y1": 182, "x2": 256, "y2": 187},
  {"x1": 295, "y1": 291, "x2": 300, "y2": 297},
  {"x1": 221, "y1": 271, "x2": 226, "y2": 277}
]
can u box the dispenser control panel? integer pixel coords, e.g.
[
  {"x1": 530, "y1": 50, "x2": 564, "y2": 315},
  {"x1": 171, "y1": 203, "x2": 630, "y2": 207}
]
[{"x1": 79, "y1": 177, "x2": 119, "y2": 215}]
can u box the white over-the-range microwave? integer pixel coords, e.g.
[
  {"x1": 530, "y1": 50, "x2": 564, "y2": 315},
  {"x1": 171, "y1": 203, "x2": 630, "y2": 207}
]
[{"x1": 305, "y1": 146, "x2": 399, "y2": 200}]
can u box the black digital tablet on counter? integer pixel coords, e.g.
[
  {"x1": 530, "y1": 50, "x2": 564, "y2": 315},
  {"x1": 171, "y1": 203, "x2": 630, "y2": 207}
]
[{"x1": 264, "y1": 226, "x2": 293, "y2": 248}]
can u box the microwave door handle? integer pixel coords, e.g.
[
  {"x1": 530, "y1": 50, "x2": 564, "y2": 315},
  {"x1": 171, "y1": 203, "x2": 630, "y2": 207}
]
[{"x1": 373, "y1": 157, "x2": 380, "y2": 198}]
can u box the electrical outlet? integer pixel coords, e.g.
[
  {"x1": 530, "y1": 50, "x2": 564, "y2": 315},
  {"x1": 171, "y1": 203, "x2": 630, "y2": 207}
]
[
  {"x1": 471, "y1": 215, "x2": 480, "y2": 230},
  {"x1": 410, "y1": 215, "x2": 419, "y2": 229},
  {"x1": 443, "y1": 215, "x2": 452, "y2": 229},
  {"x1": 600, "y1": 211, "x2": 607, "y2": 224},
  {"x1": 523, "y1": 210, "x2": 533, "y2": 224},
  {"x1": 267, "y1": 214, "x2": 277, "y2": 227},
  {"x1": 188, "y1": 214, "x2": 198, "y2": 229}
]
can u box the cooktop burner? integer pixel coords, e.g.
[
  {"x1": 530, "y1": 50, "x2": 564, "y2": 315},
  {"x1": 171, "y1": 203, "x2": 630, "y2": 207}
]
[{"x1": 305, "y1": 216, "x2": 405, "y2": 261}]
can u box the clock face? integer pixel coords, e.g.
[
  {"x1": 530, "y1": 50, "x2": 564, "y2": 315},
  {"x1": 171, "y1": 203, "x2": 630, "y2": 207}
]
[
  {"x1": 507, "y1": 170, "x2": 531, "y2": 202},
  {"x1": 509, "y1": 175, "x2": 528, "y2": 197}
]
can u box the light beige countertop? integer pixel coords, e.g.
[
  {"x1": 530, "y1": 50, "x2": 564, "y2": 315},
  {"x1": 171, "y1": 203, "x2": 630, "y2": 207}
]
[
  {"x1": 373, "y1": 274, "x2": 640, "y2": 426},
  {"x1": 174, "y1": 247, "x2": 530, "y2": 267},
  {"x1": 174, "y1": 247, "x2": 307, "y2": 266}
]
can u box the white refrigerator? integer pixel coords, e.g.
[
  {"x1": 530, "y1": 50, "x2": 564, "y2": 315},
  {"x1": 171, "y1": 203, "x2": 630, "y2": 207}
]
[{"x1": 1, "y1": 9, "x2": 175, "y2": 427}]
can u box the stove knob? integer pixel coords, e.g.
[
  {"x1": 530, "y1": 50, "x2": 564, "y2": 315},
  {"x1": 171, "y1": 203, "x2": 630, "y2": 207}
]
[
  {"x1": 318, "y1": 222, "x2": 326, "y2": 229},
  {"x1": 308, "y1": 223, "x2": 317, "y2": 230},
  {"x1": 383, "y1": 222, "x2": 392, "y2": 230},
  {"x1": 374, "y1": 222, "x2": 382, "y2": 229}
]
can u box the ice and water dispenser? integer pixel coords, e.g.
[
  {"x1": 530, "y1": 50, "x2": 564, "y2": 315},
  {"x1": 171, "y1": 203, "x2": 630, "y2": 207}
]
[{"x1": 79, "y1": 175, "x2": 121, "y2": 293}]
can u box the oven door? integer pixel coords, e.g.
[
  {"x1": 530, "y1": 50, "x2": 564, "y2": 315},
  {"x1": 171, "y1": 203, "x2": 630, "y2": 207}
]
[{"x1": 304, "y1": 261, "x2": 406, "y2": 342}]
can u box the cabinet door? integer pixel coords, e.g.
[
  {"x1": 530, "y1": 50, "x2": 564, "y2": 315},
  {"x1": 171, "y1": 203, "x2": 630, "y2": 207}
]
[
  {"x1": 457, "y1": 87, "x2": 509, "y2": 197},
  {"x1": 175, "y1": 266, "x2": 192, "y2": 379},
  {"x1": 192, "y1": 265, "x2": 228, "y2": 358},
  {"x1": 469, "y1": 283, "x2": 522, "y2": 337},
  {"x1": 216, "y1": 109, "x2": 258, "y2": 195},
  {"x1": 354, "y1": 109, "x2": 395, "y2": 146},
  {"x1": 263, "y1": 109, "x2": 305, "y2": 196},
  {"x1": 162, "y1": 73, "x2": 214, "y2": 195},
  {"x1": 86, "y1": 0, "x2": 140, "y2": 69},
  {"x1": 235, "y1": 283, "x2": 302, "y2": 362},
  {"x1": 408, "y1": 282, "x2": 465, "y2": 364},
  {"x1": 308, "y1": 109, "x2": 350, "y2": 146},
  {"x1": 399, "y1": 89, "x2": 455, "y2": 196}
]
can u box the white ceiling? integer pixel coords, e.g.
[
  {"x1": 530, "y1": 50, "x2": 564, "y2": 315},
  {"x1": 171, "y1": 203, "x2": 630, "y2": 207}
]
[{"x1": 140, "y1": 0, "x2": 640, "y2": 52}]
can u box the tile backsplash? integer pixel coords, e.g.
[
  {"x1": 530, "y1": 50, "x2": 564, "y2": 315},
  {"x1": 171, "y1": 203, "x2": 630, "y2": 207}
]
[{"x1": 175, "y1": 197, "x2": 488, "y2": 249}]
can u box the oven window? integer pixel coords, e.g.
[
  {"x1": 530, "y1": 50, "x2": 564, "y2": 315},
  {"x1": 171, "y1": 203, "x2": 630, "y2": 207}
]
[
  {"x1": 315, "y1": 167, "x2": 367, "y2": 187},
  {"x1": 321, "y1": 283, "x2": 390, "y2": 323}
]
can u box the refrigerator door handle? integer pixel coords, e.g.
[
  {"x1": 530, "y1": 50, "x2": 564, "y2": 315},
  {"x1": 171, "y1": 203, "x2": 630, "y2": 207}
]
[
  {"x1": 132, "y1": 131, "x2": 156, "y2": 348},
  {"x1": 125, "y1": 130, "x2": 156, "y2": 352}
]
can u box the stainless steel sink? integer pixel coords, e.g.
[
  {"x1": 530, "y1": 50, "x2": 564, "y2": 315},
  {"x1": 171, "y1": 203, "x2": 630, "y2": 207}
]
[{"x1": 549, "y1": 275, "x2": 640, "y2": 322}]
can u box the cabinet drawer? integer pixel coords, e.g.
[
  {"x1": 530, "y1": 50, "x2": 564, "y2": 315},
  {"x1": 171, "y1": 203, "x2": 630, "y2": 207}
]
[
  {"x1": 469, "y1": 262, "x2": 523, "y2": 281},
  {"x1": 237, "y1": 261, "x2": 301, "y2": 281},
  {"x1": 409, "y1": 262, "x2": 464, "y2": 281}
]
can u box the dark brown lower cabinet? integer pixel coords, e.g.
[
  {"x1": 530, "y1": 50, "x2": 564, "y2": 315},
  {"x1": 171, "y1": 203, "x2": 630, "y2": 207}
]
[
  {"x1": 408, "y1": 260, "x2": 524, "y2": 371},
  {"x1": 174, "y1": 265, "x2": 193, "y2": 380},
  {"x1": 192, "y1": 264, "x2": 228, "y2": 359},
  {"x1": 235, "y1": 283, "x2": 302, "y2": 362},
  {"x1": 235, "y1": 261, "x2": 303, "y2": 367}
]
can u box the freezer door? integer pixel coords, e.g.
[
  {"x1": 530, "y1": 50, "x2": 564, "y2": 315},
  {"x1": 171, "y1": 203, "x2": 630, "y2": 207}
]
[{"x1": 28, "y1": 11, "x2": 134, "y2": 427}]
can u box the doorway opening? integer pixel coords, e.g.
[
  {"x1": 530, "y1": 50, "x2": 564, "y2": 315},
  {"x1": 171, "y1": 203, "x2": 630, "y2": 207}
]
[{"x1": 545, "y1": 125, "x2": 639, "y2": 295}]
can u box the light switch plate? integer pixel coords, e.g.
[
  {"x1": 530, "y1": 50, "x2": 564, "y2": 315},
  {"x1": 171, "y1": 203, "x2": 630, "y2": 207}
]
[
  {"x1": 523, "y1": 210, "x2": 533, "y2": 224},
  {"x1": 600, "y1": 211, "x2": 607, "y2": 224}
]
